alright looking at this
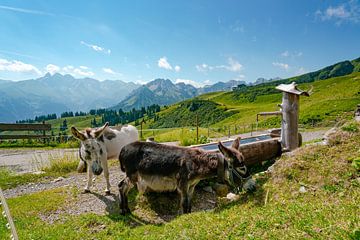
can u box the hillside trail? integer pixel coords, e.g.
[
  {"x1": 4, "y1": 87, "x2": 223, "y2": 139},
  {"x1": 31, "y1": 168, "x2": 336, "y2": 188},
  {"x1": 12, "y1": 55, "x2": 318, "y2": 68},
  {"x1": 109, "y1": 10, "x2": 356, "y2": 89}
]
[{"x1": 1, "y1": 129, "x2": 327, "y2": 223}]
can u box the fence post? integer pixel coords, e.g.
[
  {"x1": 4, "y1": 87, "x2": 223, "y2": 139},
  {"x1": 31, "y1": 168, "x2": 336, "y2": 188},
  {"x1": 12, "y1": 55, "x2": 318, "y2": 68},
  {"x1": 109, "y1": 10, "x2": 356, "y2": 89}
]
[
  {"x1": 251, "y1": 124, "x2": 253, "y2": 136},
  {"x1": 228, "y1": 127, "x2": 230, "y2": 138},
  {"x1": 196, "y1": 114, "x2": 199, "y2": 143}
]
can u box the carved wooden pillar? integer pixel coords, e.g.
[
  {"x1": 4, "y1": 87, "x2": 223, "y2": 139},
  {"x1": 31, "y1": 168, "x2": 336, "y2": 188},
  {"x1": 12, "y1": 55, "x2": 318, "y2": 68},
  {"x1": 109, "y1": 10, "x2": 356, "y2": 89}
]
[{"x1": 276, "y1": 82, "x2": 310, "y2": 151}]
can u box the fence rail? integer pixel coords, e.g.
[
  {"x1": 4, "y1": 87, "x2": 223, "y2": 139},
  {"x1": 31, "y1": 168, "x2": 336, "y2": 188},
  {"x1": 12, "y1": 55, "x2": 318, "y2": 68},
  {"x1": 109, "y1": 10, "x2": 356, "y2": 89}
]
[{"x1": 0, "y1": 187, "x2": 19, "y2": 240}]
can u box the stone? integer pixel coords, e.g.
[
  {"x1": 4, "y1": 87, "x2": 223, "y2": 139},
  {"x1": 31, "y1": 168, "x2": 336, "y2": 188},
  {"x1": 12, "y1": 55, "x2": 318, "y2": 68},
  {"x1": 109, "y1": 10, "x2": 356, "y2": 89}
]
[
  {"x1": 53, "y1": 177, "x2": 65, "y2": 183},
  {"x1": 203, "y1": 186, "x2": 214, "y2": 193},
  {"x1": 226, "y1": 192, "x2": 239, "y2": 202},
  {"x1": 299, "y1": 186, "x2": 307, "y2": 193}
]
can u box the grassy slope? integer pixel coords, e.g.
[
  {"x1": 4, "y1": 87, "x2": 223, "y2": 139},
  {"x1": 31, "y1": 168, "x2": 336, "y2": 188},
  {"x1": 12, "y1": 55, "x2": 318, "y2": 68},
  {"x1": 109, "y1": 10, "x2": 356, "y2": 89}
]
[
  {"x1": 139, "y1": 73, "x2": 360, "y2": 142},
  {"x1": 200, "y1": 72, "x2": 360, "y2": 127},
  {"x1": 1, "y1": 122, "x2": 359, "y2": 239}
]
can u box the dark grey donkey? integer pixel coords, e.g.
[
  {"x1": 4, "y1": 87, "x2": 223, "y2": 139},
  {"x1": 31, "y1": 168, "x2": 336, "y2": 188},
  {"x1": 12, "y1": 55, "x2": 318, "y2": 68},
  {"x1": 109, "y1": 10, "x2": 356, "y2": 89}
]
[{"x1": 118, "y1": 137, "x2": 256, "y2": 214}]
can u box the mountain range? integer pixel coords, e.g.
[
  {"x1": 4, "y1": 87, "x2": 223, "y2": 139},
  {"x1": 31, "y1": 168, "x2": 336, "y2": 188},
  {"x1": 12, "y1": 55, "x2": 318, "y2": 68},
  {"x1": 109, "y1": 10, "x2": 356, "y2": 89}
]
[
  {"x1": 0, "y1": 73, "x2": 245, "y2": 122},
  {"x1": 110, "y1": 79, "x2": 245, "y2": 111},
  {"x1": 0, "y1": 73, "x2": 138, "y2": 122}
]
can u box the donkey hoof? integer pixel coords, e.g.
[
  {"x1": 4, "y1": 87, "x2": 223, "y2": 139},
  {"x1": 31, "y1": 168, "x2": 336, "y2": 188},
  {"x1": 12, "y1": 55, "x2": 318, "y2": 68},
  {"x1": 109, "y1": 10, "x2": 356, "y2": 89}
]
[
  {"x1": 105, "y1": 190, "x2": 111, "y2": 195},
  {"x1": 82, "y1": 189, "x2": 91, "y2": 194}
]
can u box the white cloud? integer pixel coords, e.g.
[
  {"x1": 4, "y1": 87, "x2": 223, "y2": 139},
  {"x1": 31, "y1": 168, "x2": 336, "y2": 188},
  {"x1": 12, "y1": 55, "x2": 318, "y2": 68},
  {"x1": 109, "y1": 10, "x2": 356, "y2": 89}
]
[
  {"x1": 157, "y1": 57, "x2": 181, "y2": 72},
  {"x1": 63, "y1": 65, "x2": 74, "y2": 72},
  {"x1": 73, "y1": 68, "x2": 94, "y2": 77},
  {"x1": 158, "y1": 56, "x2": 173, "y2": 70},
  {"x1": 316, "y1": 1, "x2": 360, "y2": 25},
  {"x1": 45, "y1": 64, "x2": 60, "y2": 75},
  {"x1": 196, "y1": 58, "x2": 243, "y2": 73},
  {"x1": 281, "y1": 50, "x2": 303, "y2": 58},
  {"x1": 61, "y1": 65, "x2": 94, "y2": 77},
  {"x1": 175, "y1": 78, "x2": 204, "y2": 88},
  {"x1": 80, "y1": 41, "x2": 111, "y2": 54},
  {"x1": 0, "y1": 5, "x2": 54, "y2": 16},
  {"x1": 216, "y1": 58, "x2": 243, "y2": 72},
  {"x1": 195, "y1": 63, "x2": 213, "y2": 72},
  {"x1": 226, "y1": 58, "x2": 242, "y2": 72},
  {"x1": 0, "y1": 58, "x2": 41, "y2": 75},
  {"x1": 272, "y1": 62, "x2": 290, "y2": 71},
  {"x1": 102, "y1": 67, "x2": 122, "y2": 76},
  {"x1": 203, "y1": 79, "x2": 212, "y2": 85}
]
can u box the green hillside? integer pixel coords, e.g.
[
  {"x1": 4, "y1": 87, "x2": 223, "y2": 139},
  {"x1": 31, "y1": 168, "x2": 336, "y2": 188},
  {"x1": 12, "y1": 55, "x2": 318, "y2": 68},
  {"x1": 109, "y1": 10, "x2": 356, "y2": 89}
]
[
  {"x1": 148, "y1": 72, "x2": 360, "y2": 131},
  {"x1": 150, "y1": 99, "x2": 237, "y2": 128}
]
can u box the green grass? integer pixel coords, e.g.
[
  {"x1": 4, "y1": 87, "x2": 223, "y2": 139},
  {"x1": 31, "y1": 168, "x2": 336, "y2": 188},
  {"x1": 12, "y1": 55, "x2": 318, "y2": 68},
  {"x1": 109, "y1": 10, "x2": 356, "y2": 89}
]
[{"x1": 1, "y1": 121, "x2": 359, "y2": 239}]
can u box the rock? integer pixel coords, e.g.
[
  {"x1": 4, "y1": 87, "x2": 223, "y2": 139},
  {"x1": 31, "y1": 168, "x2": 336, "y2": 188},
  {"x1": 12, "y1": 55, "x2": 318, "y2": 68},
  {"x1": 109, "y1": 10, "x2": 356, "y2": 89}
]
[
  {"x1": 212, "y1": 183, "x2": 229, "y2": 197},
  {"x1": 299, "y1": 186, "x2": 307, "y2": 193},
  {"x1": 203, "y1": 186, "x2": 214, "y2": 193},
  {"x1": 226, "y1": 192, "x2": 239, "y2": 202},
  {"x1": 53, "y1": 177, "x2": 65, "y2": 183},
  {"x1": 32, "y1": 171, "x2": 46, "y2": 175}
]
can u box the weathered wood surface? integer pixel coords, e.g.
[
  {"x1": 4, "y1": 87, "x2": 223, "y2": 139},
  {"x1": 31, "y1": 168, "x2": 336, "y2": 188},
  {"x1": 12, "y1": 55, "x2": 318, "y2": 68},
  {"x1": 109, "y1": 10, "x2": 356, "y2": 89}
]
[
  {"x1": 0, "y1": 135, "x2": 51, "y2": 140},
  {"x1": 0, "y1": 123, "x2": 51, "y2": 131},
  {"x1": 0, "y1": 123, "x2": 51, "y2": 140},
  {"x1": 239, "y1": 138, "x2": 282, "y2": 166},
  {"x1": 280, "y1": 92, "x2": 300, "y2": 151}
]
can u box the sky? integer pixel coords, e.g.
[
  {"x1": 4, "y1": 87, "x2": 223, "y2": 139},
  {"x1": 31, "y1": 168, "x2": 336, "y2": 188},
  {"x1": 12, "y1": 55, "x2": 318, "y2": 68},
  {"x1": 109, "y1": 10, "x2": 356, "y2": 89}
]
[{"x1": 0, "y1": 0, "x2": 359, "y2": 87}]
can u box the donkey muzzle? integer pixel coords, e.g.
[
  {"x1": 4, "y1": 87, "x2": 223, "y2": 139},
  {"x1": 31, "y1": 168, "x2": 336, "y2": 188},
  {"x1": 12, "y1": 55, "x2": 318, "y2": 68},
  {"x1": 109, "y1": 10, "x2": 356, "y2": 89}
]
[{"x1": 91, "y1": 161, "x2": 103, "y2": 175}]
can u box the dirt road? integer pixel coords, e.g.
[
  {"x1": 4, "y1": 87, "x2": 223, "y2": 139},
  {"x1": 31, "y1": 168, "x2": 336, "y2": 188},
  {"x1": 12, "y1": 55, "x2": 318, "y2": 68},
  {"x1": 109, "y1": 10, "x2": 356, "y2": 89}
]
[{"x1": 0, "y1": 148, "x2": 78, "y2": 173}]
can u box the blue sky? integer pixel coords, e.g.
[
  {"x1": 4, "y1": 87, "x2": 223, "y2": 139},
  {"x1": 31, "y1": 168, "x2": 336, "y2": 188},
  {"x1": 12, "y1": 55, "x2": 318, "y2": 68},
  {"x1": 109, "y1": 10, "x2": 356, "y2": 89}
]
[{"x1": 0, "y1": 0, "x2": 359, "y2": 86}]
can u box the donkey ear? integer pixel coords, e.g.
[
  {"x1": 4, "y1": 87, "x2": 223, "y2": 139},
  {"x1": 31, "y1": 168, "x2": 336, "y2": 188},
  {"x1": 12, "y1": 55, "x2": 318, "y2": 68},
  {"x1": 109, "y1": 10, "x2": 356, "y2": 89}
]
[
  {"x1": 218, "y1": 141, "x2": 233, "y2": 162},
  {"x1": 94, "y1": 122, "x2": 109, "y2": 138},
  {"x1": 231, "y1": 137, "x2": 241, "y2": 150},
  {"x1": 71, "y1": 126, "x2": 86, "y2": 141}
]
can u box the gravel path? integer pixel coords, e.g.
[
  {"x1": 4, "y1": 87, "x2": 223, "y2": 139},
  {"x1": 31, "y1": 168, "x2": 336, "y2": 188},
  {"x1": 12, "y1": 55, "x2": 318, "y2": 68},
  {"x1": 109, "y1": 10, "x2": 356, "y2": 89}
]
[{"x1": 0, "y1": 148, "x2": 78, "y2": 174}]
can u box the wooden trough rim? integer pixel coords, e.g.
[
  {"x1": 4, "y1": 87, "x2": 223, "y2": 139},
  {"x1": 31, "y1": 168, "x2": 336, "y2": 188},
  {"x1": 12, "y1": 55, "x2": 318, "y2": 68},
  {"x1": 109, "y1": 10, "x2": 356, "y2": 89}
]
[{"x1": 190, "y1": 133, "x2": 279, "y2": 150}]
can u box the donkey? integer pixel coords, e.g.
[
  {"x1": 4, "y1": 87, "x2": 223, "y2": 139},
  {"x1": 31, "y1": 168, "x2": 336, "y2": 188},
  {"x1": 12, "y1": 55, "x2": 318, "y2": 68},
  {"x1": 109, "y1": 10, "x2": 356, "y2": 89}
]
[
  {"x1": 118, "y1": 137, "x2": 256, "y2": 214},
  {"x1": 71, "y1": 122, "x2": 139, "y2": 194}
]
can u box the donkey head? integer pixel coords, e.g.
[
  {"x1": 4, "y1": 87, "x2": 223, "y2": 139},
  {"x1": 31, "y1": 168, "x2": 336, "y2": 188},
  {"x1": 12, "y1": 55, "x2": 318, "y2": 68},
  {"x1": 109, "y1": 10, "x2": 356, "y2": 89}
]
[
  {"x1": 71, "y1": 122, "x2": 109, "y2": 175},
  {"x1": 218, "y1": 137, "x2": 256, "y2": 193}
]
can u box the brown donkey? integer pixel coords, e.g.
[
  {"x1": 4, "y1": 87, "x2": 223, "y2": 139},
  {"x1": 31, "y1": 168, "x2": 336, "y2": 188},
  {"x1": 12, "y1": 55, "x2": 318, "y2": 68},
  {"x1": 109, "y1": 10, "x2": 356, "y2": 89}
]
[{"x1": 118, "y1": 137, "x2": 255, "y2": 214}]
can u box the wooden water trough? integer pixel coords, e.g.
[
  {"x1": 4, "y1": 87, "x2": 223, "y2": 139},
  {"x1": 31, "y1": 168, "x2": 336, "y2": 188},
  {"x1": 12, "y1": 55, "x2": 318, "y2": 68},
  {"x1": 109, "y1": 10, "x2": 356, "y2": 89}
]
[
  {"x1": 191, "y1": 82, "x2": 311, "y2": 166},
  {"x1": 191, "y1": 131, "x2": 281, "y2": 166}
]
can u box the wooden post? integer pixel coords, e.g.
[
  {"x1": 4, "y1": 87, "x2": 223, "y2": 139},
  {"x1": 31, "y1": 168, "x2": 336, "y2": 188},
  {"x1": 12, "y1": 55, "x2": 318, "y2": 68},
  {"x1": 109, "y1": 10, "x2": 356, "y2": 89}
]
[
  {"x1": 280, "y1": 92, "x2": 299, "y2": 151},
  {"x1": 140, "y1": 121, "x2": 143, "y2": 139},
  {"x1": 276, "y1": 82, "x2": 310, "y2": 151},
  {"x1": 196, "y1": 114, "x2": 199, "y2": 143}
]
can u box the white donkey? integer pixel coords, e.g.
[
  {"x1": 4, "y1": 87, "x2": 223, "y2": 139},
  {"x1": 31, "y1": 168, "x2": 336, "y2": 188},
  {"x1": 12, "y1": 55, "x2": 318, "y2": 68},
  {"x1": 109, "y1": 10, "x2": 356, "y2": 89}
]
[{"x1": 71, "y1": 122, "x2": 139, "y2": 195}]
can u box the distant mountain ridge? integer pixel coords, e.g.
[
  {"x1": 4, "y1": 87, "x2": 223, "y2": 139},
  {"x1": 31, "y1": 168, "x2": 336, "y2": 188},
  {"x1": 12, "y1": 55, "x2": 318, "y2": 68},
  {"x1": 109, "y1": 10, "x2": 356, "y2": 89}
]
[
  {"x1": 0, "y1": 73, "x2": 138, "y2": 122},
  {"x1": 110, "y1": 79, "x2": 245, "y2": 111}
]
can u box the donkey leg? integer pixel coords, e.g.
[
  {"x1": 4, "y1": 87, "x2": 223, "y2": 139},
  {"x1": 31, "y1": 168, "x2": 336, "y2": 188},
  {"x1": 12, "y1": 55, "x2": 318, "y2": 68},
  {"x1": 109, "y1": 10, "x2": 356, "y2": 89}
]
[
  {"x1": 178, "y1": 179, "x2": 191, "y2": 214},
  {"x1": 102, "y1": 158, "x2": 111, "y2": 195},
  {"x1": 187, "y1": 182, "x2": 198, "y2": 213},
  {"x1": 84, "y1": 163, "x2": 93, "y2": 193},
  {"x1": 118, "y1": 177, "x2": 132, "y2": 215}
]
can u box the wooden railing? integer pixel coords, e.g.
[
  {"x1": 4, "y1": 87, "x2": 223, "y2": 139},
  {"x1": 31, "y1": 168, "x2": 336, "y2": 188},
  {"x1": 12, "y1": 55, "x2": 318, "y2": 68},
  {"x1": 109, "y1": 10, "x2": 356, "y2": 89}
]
[{"x1": 0, "y1": 122, "x2": 51, "y2": 140}]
